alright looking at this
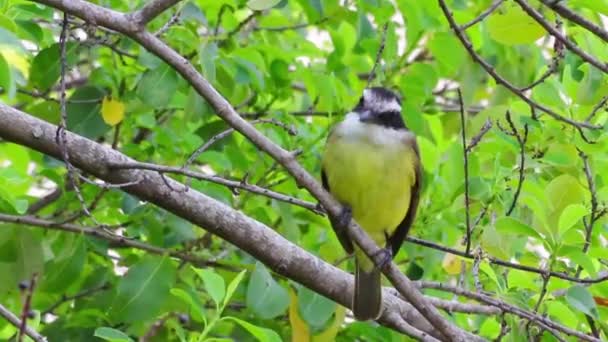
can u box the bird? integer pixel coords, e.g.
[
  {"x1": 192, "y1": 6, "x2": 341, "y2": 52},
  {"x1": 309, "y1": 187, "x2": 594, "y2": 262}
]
[{"x1": 321, "y1": 87, "x2": 422, "y2": 320}]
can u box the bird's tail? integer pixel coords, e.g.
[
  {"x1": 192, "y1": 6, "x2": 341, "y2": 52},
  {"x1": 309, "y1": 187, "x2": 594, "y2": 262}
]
[{"x1": 352, "y1": 256, "x2": 382, "y2": 320}]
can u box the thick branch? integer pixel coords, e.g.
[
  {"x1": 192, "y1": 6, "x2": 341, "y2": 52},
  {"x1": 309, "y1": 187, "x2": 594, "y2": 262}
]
[
  {"x1": 32, "y1": 1, "x2": 476, "y2": 339},
  {"x1": 0, "y1": 103, "x2": 442, "y2": 340}
]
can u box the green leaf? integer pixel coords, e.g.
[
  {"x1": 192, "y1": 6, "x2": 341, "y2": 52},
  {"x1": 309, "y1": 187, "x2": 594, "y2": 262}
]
[
  {"x1": 94, "y1": 327, "x2": 133, "y2": 342},
  {"x1": 495, "y1": 216, "x2": 541, "y2": 239},
  {"x1": 136, "y1": 63, "x2": 179, "y2": 108},
  {"x1": 29, "y1": 42, "x2": 78, "y2": 89},
  {"x1": 110, "y1": 256, "x2": 176, "y2": 323},
  {"x1": 479, "y1": 317, "x2": 500, "y2": 339},
  {"x1": 479, "y1": 262, "x2": 499, "y2": 287},
  {"x1": 0, "y1": 52, "x2": 12, "y2": 97},
  {"x1": 558, "y1": 204, "x2": 588, "y2": 236},
  {"x1": 428, "y1": 32, "x2": 465, "y2": 77},
  {"x1": 199, "y1": 41, "x2": 218, "y2": 83},
  {"x1": 223, "y1": 269, "x2": 247, "y2": 309},
  {"x1": 247, "y1": 0, "x2": 282, "y2": 11},
  {"x1": 40, "y1": 236, "x2": 87, "y2": 292},
  {"x1": 565, "y1": 285, "x2": 599, "y2": 318},
  {"x1": 170, "y1": 288, "x2": 205, "y2": 322},
  {"x1": 487, "y1": 4, "x2": 545, "y2": 45},
  {"x1": 194, "y1": 268, "x2": 226, "y2": 307},
  {"x1": 569, "y1": 0, "x2": 608, "y2": 15},
  {"x1": 559, "y1": 246, "x2": 597, "y2": 277},
  {"x1": 546, "y1": 174, "x2": 585, "y2": 215},
  {"x1": 224, "y1": 317, "x2": 282, "y2": 342},
  {"x1": 246, "y1": 261, "x2": 289, "y2": 319},
  {"x1": 66, "y1": 86, "x2": 110, "y2": 139},
  {"x1": 547, "y1": 300, "x2": 578, "y2": 328},
  {"x1": 297, "y1": 286, "x2": 336, "y2": 331}
]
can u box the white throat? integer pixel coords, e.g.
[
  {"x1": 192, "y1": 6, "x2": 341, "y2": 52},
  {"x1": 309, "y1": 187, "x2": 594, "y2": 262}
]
[{"x1": 334, "y1": 112, "x2": 411, "y2": 146}]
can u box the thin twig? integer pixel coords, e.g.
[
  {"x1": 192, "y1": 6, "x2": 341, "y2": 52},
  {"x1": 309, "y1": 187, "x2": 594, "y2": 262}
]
[
  {"x1": 0, "y1": 214, "x2": 236, "y2": 271},
  {"x1": 585, "y1": 95, "x2": 608, "y2": 122},
  {"x1": 458, "y1": 89, "x2": 472, "y2": 254},
  {"x1": 18, "y1": 273, "x2": 39, "y2": 342},
  {"x1": 224, "y1": 12, "x2": 259, "y2": 41},
  {"x1": 437, "y1": 0, "x2": 600, "y2": 135},
  {"x1": 214, "y1": 4, "x2": 233, "y2": 35},
  {"x1": 42, "y1": 283, "x2": 110, "y2": 315},
  {"x1": 461, "y1": 0, "x2": 505, "y2": 30},
  {"x1": 416, "y1": 281, "x2": 600, "y2": 342},
  {"x1": 0, "y1": 304, "x2": 46, "y2": 342},
  {"x1": 154, "y1": 9, "x2": 181, "y2": 36},
  {"x1": 108, "y1": 161, "x2": 323, "y2": 214},
  {"x1": 26, "y1": 188, "x2": 62, "y2": 214},
  {"x1": 504, "y1": 111, "x2": 529, "y2": 216},
  {"x1": 183, "y1": 119, "x2": 296, "y2": 170},
  {"x1": 513, "y1": 0, "x2": 608, "y2": 74},
  {"x1": 407, "y1": 236, "x2": 608, "y2": 284},
  {"x1": 55, "y1": 14, "x2": 99, "y2": 224},
  {"x1": 254, "y1": 17, "x2": 328, "y2": 32},
  {"x1": 132, "y1": 0, "x2": 182, "y2": 26},
  {"x1": 367, "y1": 22, "x2": 389, "y2": 88},
  {"x1": 140, "y1": 312, "x2": 179, "y2": 342},
  {"x1": 466, "y1": 119, "x2": 492, "y2": 152},
  {"x1": 540, "y1": 0, "x2": 608, "y2": 44},
  {"x1": 520, "y1": 19, "x2": 564, "y2": 92},
  {"x1": 576, "y1": 150, "x2": 599, "y2": 279}
]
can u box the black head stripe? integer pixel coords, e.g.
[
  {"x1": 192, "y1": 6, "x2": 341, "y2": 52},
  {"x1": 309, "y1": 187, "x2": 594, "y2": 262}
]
[{"x1": 376, "y1": 110, "x2": 406, "y2": 129}]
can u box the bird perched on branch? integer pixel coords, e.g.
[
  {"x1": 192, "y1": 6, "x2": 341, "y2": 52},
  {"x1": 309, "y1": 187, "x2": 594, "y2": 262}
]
[{"x1": 321, "y1": 87, "x2": 422, "y2": 320}]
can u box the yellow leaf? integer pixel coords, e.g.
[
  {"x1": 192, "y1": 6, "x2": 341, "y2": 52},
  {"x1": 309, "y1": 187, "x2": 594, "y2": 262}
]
[
  {"x1": 0, "y1": 46, "x2": 29, "y2": 77},
  {"x1": 312, "y1": 305, "x2": 346, "y2": 342},
  {"x1": 289, "y1": 287, "x2": 310, "y2": 342},
  {"x1": 101, "y1": 96, "x2": 125, "y2": 126},
  {"x1": 442, "y1": 253, "x2": 466, "y2": 275}
]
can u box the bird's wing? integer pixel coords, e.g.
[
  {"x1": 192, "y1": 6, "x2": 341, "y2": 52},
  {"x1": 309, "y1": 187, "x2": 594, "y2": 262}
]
[
  {"x1": 387, "y1": 139, "x2": 422, "y2": 256},
  {"x1": 321, "y1": 166, "x2": 355, "y2": 254}
]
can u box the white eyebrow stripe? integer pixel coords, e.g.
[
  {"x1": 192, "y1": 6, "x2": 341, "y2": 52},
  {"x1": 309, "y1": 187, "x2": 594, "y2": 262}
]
[{"x1": 363, "y1": 89, "x2": 401, "y2": 113}]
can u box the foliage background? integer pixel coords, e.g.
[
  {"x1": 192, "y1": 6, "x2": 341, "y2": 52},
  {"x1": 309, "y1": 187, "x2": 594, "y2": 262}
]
[{"x1": 0, "y1": 0, "x2": 607, "y2": 341}]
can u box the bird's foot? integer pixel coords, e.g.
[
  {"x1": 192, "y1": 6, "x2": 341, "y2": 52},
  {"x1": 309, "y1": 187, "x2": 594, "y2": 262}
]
[
  {"x1": 336, "y1": 205, "x2": 352, "y2": 231},
  {"x1": 372, "y1": 247, "x2": 393, "y2": 271}
]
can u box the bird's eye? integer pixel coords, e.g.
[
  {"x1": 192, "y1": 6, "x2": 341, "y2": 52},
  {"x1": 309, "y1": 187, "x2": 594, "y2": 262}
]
[{"x1": 357, "y1": 97, "x2": 364, "y2": 107}]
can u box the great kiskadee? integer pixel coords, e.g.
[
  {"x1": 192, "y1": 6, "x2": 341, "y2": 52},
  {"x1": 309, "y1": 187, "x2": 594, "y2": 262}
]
[{"x1": 321, "y1": 87, "x2": 422, "y2": 320}]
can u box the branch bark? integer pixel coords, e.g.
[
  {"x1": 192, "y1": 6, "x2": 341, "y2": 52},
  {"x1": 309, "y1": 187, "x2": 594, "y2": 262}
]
[
  {"x1": 0, "y1": 304, "x2": 47, "y2": 342},
  {"x1": 0, "y1": 103, "x2": 442, "y2": 340},
  {"x1": 131, "y1": 0, "x2": 182, "y2": 26},
  {"x1": 32, "y1": 1, "x2": 478, "y2": 340},
  {"x1": 540, "y1": 0, "x2": 608, "y2": 44}
]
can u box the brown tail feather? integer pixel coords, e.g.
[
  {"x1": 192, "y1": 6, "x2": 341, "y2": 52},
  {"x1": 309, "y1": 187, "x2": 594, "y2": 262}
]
[{"x1": 352, "y1": 259, "x2": 382, "y2": 320}]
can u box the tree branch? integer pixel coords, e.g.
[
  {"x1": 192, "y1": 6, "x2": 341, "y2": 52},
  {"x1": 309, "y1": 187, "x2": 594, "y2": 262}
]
[
  {"x1": 31, "y1": 1, "x2": 478, "y2": 339},
  {"x1": 437, "y1": 0, "x2": 600, "y2": 135},
  {"x1": 108, "y1": 161, "x2": 322, "y2": 214},
  {"x1": 0, "y1": 103, "x2": 446, "y2": 340},
  {"x1": 513, "y1": 0, "x2": 608, "y2": 74},
  {"x1": 461, "y1": 0, "x2": 505, "y2": 30},
  {"x1": 0, "y1": 304, "x2": 47, "y2": 342},
  {"x1": 417, "y1": 281, "x2": 602, "y2": 342},
  {"x1": 131, "y1": 0, "x2": 182, "y2": 26},
  {"x1": 539, "y1": 0, "x2": 608, "y2": 43}
]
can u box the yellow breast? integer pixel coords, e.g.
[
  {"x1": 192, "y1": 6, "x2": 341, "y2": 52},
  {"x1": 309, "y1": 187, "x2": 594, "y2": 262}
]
[{"x1": 322, "y1": 118, "x2": 417, "y2": 246}]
